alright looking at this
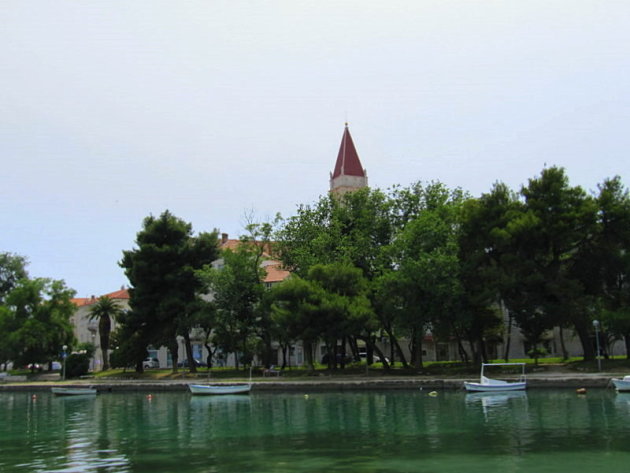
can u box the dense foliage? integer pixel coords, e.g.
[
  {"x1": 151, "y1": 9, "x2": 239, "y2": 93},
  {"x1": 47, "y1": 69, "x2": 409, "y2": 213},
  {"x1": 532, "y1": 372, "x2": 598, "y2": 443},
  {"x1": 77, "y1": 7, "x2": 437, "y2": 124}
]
[
  {"x1": 117, "y1": 211, "x2": 220, "y2": 372},
  {"x1": 5, "y1": 165, "x2": 628, "y2": 372},
  {"x1": 274, "y1": 168, "x2": 630, "y2": 365},
  {"x1": 0, "y1": 253, "x2": 75, "y2": 369}
]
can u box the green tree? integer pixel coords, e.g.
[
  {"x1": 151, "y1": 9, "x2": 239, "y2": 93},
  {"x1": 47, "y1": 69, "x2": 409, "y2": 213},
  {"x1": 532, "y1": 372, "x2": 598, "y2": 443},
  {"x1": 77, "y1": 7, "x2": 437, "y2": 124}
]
[
  {"x1": 505, "y1": 167, "x2": 598, "y2": 359},
  {"x1": 457, "y1": 183, "x2": 519, "y2": 363},
  {"x1": 0, "y1": 252, "x2": 28, "y2": 303},
  {"x1": 307, "y1": 262, "x2": 377, "y2": 368},
  {"x1": 198, "y1": 241, "x2": 265, "y2": 369},
  {"x1": 276, "y1": 188, "x2": 394, "y2": 278},
  {"x1": 381, "y1": 183, "x2": 465, "y2": 368},
  {"x1": 0, "y1": 278, "x2": 75, "y2": 369},
  {"x1": 591, "y1": 177, "x2": 630, "y2": 357},
  {"x1": 277, "y1": 188, "x2": 400, "y2": 362},
  {"x1": 120, "y1": 211, "x2": 219, "y2": 372},
  {"x1": 88, "y1": 296, "x2": 123, "y2": 371},
  {"x1": 270, "y1": 276, "x2": 326, "y2": 371}
]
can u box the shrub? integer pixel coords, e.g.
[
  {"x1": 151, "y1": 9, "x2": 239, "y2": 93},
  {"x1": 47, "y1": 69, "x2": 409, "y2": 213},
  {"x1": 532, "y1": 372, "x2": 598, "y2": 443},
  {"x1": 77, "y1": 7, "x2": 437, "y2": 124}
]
[{"x1": 65, "y1": 353, "x2": 90, "y2": 378}]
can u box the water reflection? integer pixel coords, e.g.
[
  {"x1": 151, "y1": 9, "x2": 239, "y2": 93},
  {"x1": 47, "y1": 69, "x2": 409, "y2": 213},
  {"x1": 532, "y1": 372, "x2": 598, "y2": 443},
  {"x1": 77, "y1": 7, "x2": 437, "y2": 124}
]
[
  {"x1": 465, "y1": 391, "x2": 528, "y2": 419},
  {"x1": 2, "y1": 390, "x2": 630, "y2": 472}
]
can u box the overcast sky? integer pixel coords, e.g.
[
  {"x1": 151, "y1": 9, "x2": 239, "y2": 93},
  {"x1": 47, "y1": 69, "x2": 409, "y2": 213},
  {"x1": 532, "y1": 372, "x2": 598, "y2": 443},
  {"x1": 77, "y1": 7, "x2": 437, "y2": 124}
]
[{"x1": 2, "y1": 1, "x2": 629, "y2": 297}]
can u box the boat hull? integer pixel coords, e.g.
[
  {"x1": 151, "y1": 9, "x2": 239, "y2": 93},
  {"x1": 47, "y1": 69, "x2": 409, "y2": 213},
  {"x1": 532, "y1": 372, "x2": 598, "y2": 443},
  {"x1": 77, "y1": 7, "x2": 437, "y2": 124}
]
[
  {"x1": 464, "y1": 381, "x2": 526, "y2": 392},
  {"x1": 51, "y1": 387, "x2": 97, "y2": 396},
  {"x1": 612, "y1": 378, "x2": 630, "y2": 392},
  {"x1": 188, "y1": 384, "x2": 251, "y2": 395}
]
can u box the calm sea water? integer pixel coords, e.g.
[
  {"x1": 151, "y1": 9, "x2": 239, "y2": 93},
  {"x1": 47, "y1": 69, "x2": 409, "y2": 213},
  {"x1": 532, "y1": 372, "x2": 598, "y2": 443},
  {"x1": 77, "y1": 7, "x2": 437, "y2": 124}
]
[{"x1": 1, "y1": 388, "x2": 629, "y2": 472}]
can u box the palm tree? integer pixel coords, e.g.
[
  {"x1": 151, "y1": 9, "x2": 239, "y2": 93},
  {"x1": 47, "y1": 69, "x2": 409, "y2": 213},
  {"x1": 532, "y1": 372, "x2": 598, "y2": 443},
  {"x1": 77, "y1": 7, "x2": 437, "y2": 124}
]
[{"x1": 88, "y1": 296, "x2": 122, "y2": 371}]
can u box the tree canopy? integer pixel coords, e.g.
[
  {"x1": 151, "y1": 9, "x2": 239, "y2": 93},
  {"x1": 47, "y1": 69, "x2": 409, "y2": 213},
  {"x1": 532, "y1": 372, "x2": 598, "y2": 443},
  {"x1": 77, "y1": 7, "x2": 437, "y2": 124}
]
[{"x1": 118, "y1": 210, "x2": 219, "y2": 372}]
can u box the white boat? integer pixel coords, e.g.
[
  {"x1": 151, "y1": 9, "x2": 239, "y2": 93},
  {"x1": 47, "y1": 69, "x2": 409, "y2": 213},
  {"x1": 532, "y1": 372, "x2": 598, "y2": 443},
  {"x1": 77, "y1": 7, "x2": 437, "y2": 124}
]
[
  {"x1": 188, "y1": 383, "x2": 251, "y2": 395},
  {"x1": 51, "y1": 387, "x2": 97, "y2": 396},
  {"x1": 611, "y1": 376, "x2": 630, "y2": 392},
  {"x1": 464, "y1": 363, "x2": 527, "y2": 392}
]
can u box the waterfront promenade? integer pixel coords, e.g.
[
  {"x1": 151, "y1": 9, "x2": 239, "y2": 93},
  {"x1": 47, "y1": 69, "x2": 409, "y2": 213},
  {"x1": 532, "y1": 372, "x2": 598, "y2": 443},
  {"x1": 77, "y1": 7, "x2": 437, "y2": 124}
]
[{"x1": 0, "y1": 370, "x2": 621, "y2": 393}]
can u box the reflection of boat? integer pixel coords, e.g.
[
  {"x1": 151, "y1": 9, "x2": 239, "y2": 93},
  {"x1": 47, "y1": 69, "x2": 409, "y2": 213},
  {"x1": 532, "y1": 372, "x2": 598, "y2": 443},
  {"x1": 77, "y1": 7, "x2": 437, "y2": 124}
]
[
  {"x1": 614, "y1": 393, "x2": 630, "y2": 416},
  {"x1": 190, "y1": 394, "x2": 252, "y2": 404},
  {"x1": 466, "y1": 390, "x2": 527, "y2": 407},
  {"x1": 51, "y1": 387, "x2": 97, "y2": 396},
  {"x1": 611, "y1": 376, "x2": 630, "y2": 392},
  {"x1": 188, "y1": 384, "x2": 251, "y2": 395},
  {"x1": 464, "y1": 363, "x2": 527, "y2": 392}
]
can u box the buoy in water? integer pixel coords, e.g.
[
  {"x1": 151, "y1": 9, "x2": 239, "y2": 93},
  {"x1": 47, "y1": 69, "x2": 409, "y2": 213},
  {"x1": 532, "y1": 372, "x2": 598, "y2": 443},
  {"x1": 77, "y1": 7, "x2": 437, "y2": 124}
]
[
  {"x1": 428, "y1": 391, "x2": 438, "y2": 397},
  {"x1": 146, "y1": 394, "x2": 153, "y2": 400},
  {"x1": 31, "y1": 394, "x2": 37, "y2": 400},
  {"x1": 576, "y1": 388, "x2": 587, "y2": 395},
  {"x1": 304, "y1": 394, "x2": 309, "y2": 399}
]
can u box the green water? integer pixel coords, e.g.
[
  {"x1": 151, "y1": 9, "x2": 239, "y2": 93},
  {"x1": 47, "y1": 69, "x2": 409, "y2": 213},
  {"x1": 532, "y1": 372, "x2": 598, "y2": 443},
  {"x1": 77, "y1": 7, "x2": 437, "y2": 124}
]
[{"x1": 1, "y1": 389, "x2": 630, "y2": 472}]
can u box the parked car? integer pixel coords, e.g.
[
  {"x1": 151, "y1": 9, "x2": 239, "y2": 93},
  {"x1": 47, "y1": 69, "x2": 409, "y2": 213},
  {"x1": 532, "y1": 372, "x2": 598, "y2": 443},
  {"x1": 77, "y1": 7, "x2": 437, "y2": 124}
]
[
  {"x1": 26, "y1": 363, "x2": 43, "y2": 372},
  {"x1": 51, "y1": 361, "x2": 62, "y2": 370},
  {"x1": 143, "y1": 358, "x2": 159, "y2": 369},
  {"x1": 177, "y1": 358, "x2": 207, "y2": 368},
  {"x1": 358, "y1": 352, "x2": 390, "y2": 364}
]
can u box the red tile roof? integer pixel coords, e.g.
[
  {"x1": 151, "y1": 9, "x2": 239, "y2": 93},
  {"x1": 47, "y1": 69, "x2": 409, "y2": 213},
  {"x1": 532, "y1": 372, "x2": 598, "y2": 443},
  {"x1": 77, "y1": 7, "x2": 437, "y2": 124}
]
[
  {"x1": 70, "y1": 297, "x2": 92, "y2": 307},
  {"x1": 104, "y1": 289, "x2": 130, "y2": 300},
  {"x1": 220, "y1": 238, "x2": 274, "y2": 259},
  {"x1": 71, "y1": 289, "x2": 129, "y2": 307},
  {"x1": 263, "y1": 261, "x2": 291, "y2": 284},
  {"x1": 331, "y1": 124, "x2": 365, "y2": 179}
]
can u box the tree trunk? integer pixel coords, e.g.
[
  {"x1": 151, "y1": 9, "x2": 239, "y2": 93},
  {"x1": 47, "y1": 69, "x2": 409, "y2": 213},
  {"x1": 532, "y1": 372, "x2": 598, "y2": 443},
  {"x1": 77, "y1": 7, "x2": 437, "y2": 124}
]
[
  {"x1": 502, "y1": 310, "x2": 513, "y2": 362},
  {"x1": 450, "y1": 322, "x2": 469, "y2": 364},
  {"x1": 574, "y1": 322, "x2": 595, "y2": 361},
  {"x1": 280, "y1": 343, "x2": 288, "y2": 369},
  {"x1": 384, "y1": 326, "x2": 408, "y2": 368},
  {"x1": 183, "y1": 332, "x2": 196, "y2": 372},
  {"x1": 457, "y1": 338, "x2": 469, "y2": 364},
  {"x1": 262, "y1": 334, "x2": 274, "y2": 369},
  {"x1": 99, "y1": 315, "x2": 111, "y2": 371},
  {"x1": 204, "y1": 341, "x2": 214, "y2": 368},
  {"x1": 304, "y1": 340, "x2": 314, "y2": 371},
  {"x1": 559, "y1": 326, "x2": 569, "y2": 360},
  {"x1": 373, "y1": 344, "x2": 390, "y2": 369},
  {"x1": 624, "y1": 334, "x2": 630, "y2": 360},
  {"x1": 468, "y1": 337, "x2": 480, "y2": 365},
  {"x1": 339, "y1": 336, "x2": 347, "y2": 370},
  {"x1": 410, "y1": 328, "x2": 424, "y2": 369},
  {"x1": 170, "y1": 339, "x2": 179, "y2": 373}
]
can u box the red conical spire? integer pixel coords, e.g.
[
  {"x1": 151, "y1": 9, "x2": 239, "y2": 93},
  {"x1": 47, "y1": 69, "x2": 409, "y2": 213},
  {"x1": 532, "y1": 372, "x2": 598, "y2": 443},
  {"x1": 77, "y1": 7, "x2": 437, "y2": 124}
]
[
  {"x1": 332, "y1": 123, "x2": 366, "y2": 179},
  {"x1": 330, "y1": 123, "x2": 368, "y2": 196}
]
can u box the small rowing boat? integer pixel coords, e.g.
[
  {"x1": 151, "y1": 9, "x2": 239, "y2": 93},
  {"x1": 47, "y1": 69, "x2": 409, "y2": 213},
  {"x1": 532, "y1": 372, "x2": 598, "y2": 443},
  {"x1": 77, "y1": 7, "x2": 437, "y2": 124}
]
[
  {"x1": 188, "y1": 383, "x2": 251, "y2": 395},
  {"x1": 51, "y1": 387, "x2": 97, "y2": 396},
  {"x1": 464, "y1": 363, "x2": 527, "y2": 392},
  {"x1": 611, "y1": 376, "x2": 630, "y2": 392}
]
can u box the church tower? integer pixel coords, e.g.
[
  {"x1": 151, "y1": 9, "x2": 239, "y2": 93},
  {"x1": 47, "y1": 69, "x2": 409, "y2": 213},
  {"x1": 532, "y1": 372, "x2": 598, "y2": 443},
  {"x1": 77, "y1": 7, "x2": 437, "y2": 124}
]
[{"x1": 329, "y1": 123, "x2": 368, "y2": 196}]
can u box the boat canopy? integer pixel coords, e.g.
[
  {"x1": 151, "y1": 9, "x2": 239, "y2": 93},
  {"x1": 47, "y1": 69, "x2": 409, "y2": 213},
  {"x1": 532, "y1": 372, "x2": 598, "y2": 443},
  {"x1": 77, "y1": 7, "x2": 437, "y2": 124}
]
[{"x1": 481, "y1": 363, "x2": 526, "y2": 378}]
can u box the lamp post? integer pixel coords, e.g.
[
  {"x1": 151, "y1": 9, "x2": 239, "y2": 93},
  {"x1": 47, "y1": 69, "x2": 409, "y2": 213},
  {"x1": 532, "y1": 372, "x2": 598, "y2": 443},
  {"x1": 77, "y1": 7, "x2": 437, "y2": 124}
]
[
  {"x1": 91, "y1": 332, "x2": 96, "y2": 372},
  {"x1": 62, "y1": 345, "x2": 68, "y2": 381},
  {"x1": 593, "y1": 320, "x2": 601, "y2": 372}
]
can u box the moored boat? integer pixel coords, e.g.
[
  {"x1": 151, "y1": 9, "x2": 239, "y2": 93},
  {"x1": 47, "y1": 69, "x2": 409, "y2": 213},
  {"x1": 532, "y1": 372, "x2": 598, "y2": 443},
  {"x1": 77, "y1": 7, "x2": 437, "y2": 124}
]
[
  {"x1": 188, "y1": 384, "x2": 251, "y2": 395},
  {"x1": 611, "y1": 376, "x2": 630, "y2": 392},
  {"x1": 464, "y1": 363, "x2": 527, "y2": 392},
  {"x1": 52, "y1": 387, "x2": 97, "y2": 396}
]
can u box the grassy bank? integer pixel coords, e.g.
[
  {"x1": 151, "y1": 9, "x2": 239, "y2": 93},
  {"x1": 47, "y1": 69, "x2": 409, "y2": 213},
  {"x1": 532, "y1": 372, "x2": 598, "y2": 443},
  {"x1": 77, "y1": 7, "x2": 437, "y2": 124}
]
[{"x1": 82, "y1": 356, "x2": 630, "y2": 381}]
